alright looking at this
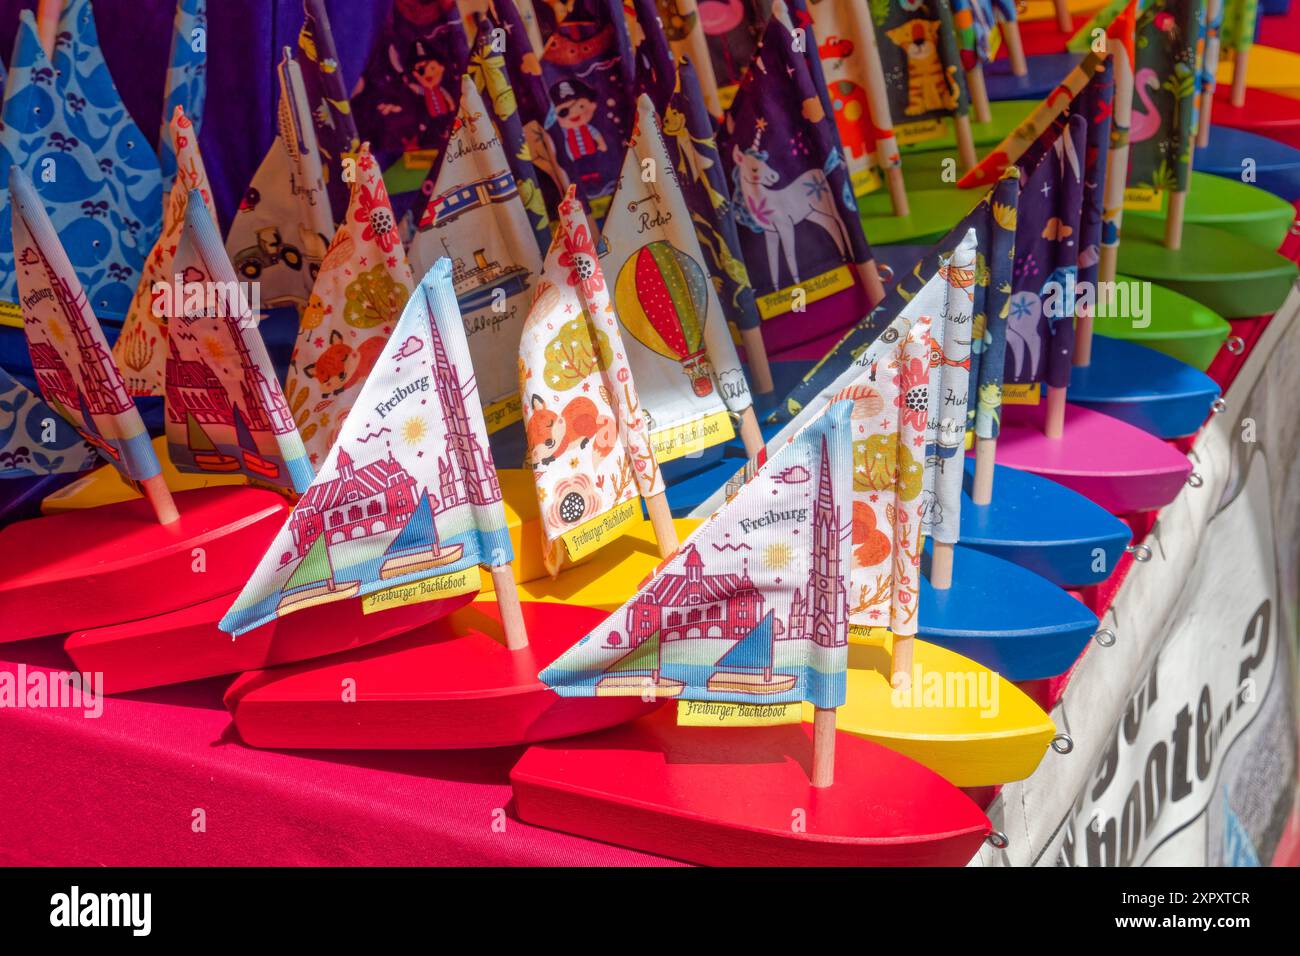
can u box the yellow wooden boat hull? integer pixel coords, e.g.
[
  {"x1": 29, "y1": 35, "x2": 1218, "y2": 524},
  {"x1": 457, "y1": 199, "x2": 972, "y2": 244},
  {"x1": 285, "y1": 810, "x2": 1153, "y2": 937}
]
[
  {"x1": 803, "y1": 633, "x2": 1056, "y2": 788},
  {"x1": 1216, "y1": 46, "x2": 1300, "y2": 99},
  {"x1": 1019, "y1": 0, "x2": 1103, "y2": 23}
]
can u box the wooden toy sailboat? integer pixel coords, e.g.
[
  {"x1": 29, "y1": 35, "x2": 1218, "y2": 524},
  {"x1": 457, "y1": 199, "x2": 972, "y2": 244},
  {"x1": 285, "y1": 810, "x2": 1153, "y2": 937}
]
[{"x1": 511, "y1": 395, "x2": 993, "y2": 866}]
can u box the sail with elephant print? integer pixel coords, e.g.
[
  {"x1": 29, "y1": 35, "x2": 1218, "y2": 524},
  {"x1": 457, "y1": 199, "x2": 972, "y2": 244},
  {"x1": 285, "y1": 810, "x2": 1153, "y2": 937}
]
[
  {"x1": 872, "y1": 0, "x2": 971, "y2": 146},
  {"x1": 602, "y1": 94, "x2": 762, "y2": 463},
  {"x1": 113, "y1": 106, "x2": 220, "y2": 398},
  {"x1": 718, "y1": 10, "x2": 877, "y2": 324},
  {"x1": 409, "y1": 76, "x2": 544, "y2": 436},
  {"x1": 165, "y1": 198, "x2": 314, "y2": 494},
  {"x1": 220, "y1": 258, "x2": 514, "y2": 636},
  {"x1": 287, "y1": 143, "x2": 416, "y2": 468},
  {"x1": 519, "y1": 186, "x2": 670, "y2": 576}
]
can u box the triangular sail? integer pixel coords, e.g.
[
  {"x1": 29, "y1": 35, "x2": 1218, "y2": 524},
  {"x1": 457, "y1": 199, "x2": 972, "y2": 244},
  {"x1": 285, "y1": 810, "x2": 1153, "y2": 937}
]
[
  {"x1": 298, "y1": 0, "x2": 361, "y2": 224},
  {"x1": 285, "y1": 535, "x2": 334, "y2": 591},
  {"x1": 158, "y1": 0, "x2": 208, "y2": 192},
  {"x1": 165, "y1": 198, "x2": 313, "y2": 493},
  {"x1": 220, "y1": 259, "x2": 513, "y2": 637},
  {"x1": 8, "y1": 167, "x2": 160, "y2": 483},
  {"x1": 541, "y1": 399, "x2": 851, "y2": 708}
]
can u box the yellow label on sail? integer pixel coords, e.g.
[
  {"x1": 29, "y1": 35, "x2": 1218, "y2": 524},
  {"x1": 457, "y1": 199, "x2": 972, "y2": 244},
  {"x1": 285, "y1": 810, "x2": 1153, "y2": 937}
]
[
  {"x1": 651, "y1": 410, "x2": 736, "y2": 463},
  {"x1": 676, "y1": 700, "x2": 803, "y2": 726},
  {"x1": 848, "y1": 624, "x2": 894, "y2": 645},
  {"x1": 0, "y1": 300, "x2": 22, "y2": 329},
  {"x1": 482, "y1": 393, "x2": 523, "y2": 434},
  {"x1": 361, "y1": 567, "x2": 480, "y2": 615},
  {"x1": 851, "y1": 165, "x2": 885, "y2": 197},
  {"x1": 561, "y1": 498, "x2": 640, "y2": 562},
  {"x1": 1123, "y1": 186, "x2": 1165, "y2": 212},
  {"x1": 895, "y1": 118, "x2": 945, "y2": 145},
  {"x1": 756, "y1": 265, "x2": 854, "y2": 320},
  {"x1": 1002, "y1": 382, "x2": 1042, "y2": 405}
]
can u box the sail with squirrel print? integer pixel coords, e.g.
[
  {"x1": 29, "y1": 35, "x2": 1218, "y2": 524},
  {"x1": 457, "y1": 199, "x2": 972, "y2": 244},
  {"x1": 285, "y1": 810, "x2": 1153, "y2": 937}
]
[
  {"x1": 410, "y1": 76, "x2": 543, "y2": 435},
  {"x1": 114, "y1": 106, "x2": 220, "y2": 397},
  {"x1": 288, "y1": 143, "x2": 415, "y2": 467},
  {"x1": 164, "y1": 198, "x2": 314, "y2": 494},
  {"x1": 519, "y1": 187, "x2": 673, "y2": 575},
  {"x1": 221, "y1": 258, "x2": 514, "y2": 636}
]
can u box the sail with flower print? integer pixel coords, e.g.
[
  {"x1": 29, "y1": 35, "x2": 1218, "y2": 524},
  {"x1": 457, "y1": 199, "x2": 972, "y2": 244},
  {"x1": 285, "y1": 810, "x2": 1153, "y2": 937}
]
[
  {"x1": 158, "y1": 0, "x2": 208, "y2": 193},
  {"x1": 166, "y1": 199, "x2": 313, "y2": 494},
  {"x1": 603, "y1": 95, "x2": 762, "y2": 463},
  {"x1": 220, "y1": 258, "x2": 515, "y2": 637},
  {"x1": 114, "y1": 107, "x2": 219, "y2": 397},
  {"x1": 287, "y1": 143, "x2": 415, "y2": 468},
  {"x1": 519, "y1": 187, "x2": 672, "y2": 575},
  {"x1": 409, "y1": 77, "x2": 543, "y2": 435}
]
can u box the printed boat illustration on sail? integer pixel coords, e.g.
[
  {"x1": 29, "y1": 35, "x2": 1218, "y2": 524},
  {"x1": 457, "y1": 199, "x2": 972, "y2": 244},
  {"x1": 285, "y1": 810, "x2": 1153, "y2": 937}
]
[
  {"x1": 234, "y1": 405, "x2": 282, "y2": 481},
  {"x1": 705, "y1": 610, "x2": 798, "y2": 695},
  {"x1": 378, "y1": 490, "x2": 466, "y2": 579},
  {"x1": 594, "y1": 631, "x2": 688, "y2": 697},
  {"x1": 185, "y1": 412, "x2": 239, "y2": 472},
  {"x1": 440, "y1": 243, "x2": 531, "y2": 314},
  {"x1": 275, "y1": 535, "x2": 362, "y2": 615}
]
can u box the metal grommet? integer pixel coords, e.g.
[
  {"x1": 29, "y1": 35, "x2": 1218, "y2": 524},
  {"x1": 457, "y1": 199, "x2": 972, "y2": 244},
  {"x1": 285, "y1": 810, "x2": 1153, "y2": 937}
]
[
  {"x1": 1187, "y1": 472, "x2": 1204, "y2": 488},
  {"x1": 1126, "y1": 544, "x2": 1152, "y2": 563},
  {"x1": 1290, "y1": 220, "x2": 1300, "y2": 237},
  {"x1": 987, "y1": 830, "x2": 1009, "y2": 849},
  {"x1": 1225, "y1": 336, "x2": 1245, "y2": 355},
  {"x1": 1051, "y1": 733, "x2": 1074, "y2": 755},
  {"x1": 1211, "y1": 397, "x2": 1227, "y2": 414},
  {"x1": 1094, "y1": 627, "x2": 1116, "y2": 648},
  {"x1": 878, "y1": 263, "x2": 895, "y2": 283}
]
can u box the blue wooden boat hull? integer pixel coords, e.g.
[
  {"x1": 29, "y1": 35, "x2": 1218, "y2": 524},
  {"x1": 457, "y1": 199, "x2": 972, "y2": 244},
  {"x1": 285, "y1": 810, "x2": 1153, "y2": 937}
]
[
  {"x1": 985, "y1": 53, "x2": 1083, "y2": 102},
  {"x1": 1196, "y1": 125, "x2": 1300, "y2": 203},
  {"x1": 919, "y1": 542, "x2": 1099, "y2": 681},
  {"x1": 0, "y1": 473, "x2": 78, "y2": 528},
  {"x1": 1067, "y1": 335, "x2": 1221, "y2": 439},
  {"x1": 959, "y1": 459, "x2": 1131, "y2": 588}
]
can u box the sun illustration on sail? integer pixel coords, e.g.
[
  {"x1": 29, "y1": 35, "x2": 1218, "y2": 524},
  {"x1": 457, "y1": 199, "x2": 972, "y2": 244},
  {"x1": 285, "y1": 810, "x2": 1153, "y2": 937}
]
[
  {"x1": 202, "y1": 334, "x2": 226, "y2": 363},
  {"x1": 401, "y1": 416, "x2": 428, "y2": 446},
  {"x1": 763, "y1": 542, "x2": 793, "y2": 571}
]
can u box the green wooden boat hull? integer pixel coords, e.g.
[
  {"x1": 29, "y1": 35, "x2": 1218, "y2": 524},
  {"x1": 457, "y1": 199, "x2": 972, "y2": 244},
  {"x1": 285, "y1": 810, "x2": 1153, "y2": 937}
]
[
  {"x1": 1122, "y1": 172, "x2": 1296, "y2": 250},
  {"x1": 1091, "y1": 276, "x2": 1231, "y2": 371}
]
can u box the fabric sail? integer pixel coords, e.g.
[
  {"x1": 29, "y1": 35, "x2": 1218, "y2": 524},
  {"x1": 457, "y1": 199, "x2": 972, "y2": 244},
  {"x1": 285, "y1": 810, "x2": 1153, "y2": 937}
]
[
  {"x1": 0, "y1": 13, "x2": 149, "y2": 325},
  {"x1": 158, "y1": 0, "x2": 208, "y2": 194},
  {"x1": 220, "y1": 258, "x2": 514, "y2": 637},
  {"x1": 699, "y1": 0, "x2": 766, "y2": 111},
  {"x1": 540, "y1": 395, "x2": 850, "y2": 710},
  {"x1": 873, "y1": 0, "x2": 971, "y2": 146},
  {"x1": 114, "y1": 106, "x2": 220, "y2": 397},
  {"x1": 166, "y1": 197, "x2": 313, "y2": 494},
  {"x1": 1221, "y1": 0, "x2": 1257, "y2": 53},
  {"x1": 353, "y1": 0, "x2": 470, "y2": 216},
  {"x1": 519, "y1": 186, "x2": 665, "y2": 576},
  {"x1": 410, "y1": 76, "x2": 544, "y2": 436},
  {"x1": 603, "y1": 95, "x2": 753, "y2": 462},
  {"x1": 719, "y1": 13, "x2": 873, "y2": 330},
  {"x1": 288, "y1": 143, "x2": 415, "y2": 468},
  {"x1": 951, "y1": 0, "x2": 1015, "y2": 69},
  {"x1": 298, "y1": 0, "x2": 361, "y2": 225},
  {"x1": 649, "y1": 0, "x2": 721, "y2": 115},
  {"x1": 1126, "y1": 0, "x2": 1199, "y2": 198},
  {"x1": 9, "y1": 168, "x2": 160, "y2": 482},
  {"x1": 224, "y1": 49, "x2": 334, "y2": 314},
  {"x1": 0, "y1": 363, "x2": 98, "y2": 478}
]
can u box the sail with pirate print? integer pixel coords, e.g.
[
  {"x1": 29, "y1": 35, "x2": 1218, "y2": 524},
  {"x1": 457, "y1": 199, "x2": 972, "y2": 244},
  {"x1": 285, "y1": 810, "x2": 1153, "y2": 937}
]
[
  {"x1": 220, "y1": 258, "x2": 513, "y2": 636},
  {"x1": 114, "y1": 106, "x2": 220, "y2": 397},
  {"x1": 409, "y1": 76, "x2": 543, "y2": 435},
  {"x1": 518, "y1": 187, "x2": 666, "y2": 575},
  {"x1": 540, "y1": 394, "x2": 851, "y2": 708},
  {"x1": 166, "y1": 198, "x2": 314, "y2": 494},
  {"x1": 287, "y1": 143, "x2": 415, "y2": 468},
  {"x1": 8, "y1": 168, "x2": 160, "y2": 483},
  {"x1": 158, "y1": 0, "x2": 208, "y2": 193},
  {"x1": 872, "y1": 0, "x2": 970, "y2": 145}
]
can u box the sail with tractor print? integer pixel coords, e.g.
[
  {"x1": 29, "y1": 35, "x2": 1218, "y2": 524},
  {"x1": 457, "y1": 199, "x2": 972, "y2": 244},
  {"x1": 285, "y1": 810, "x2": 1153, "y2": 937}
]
[
  {"x1": 288, "y1": 143, "x2": 416, "y2": 467},
  {"x1": 519, "y1": 187, "x2": 666, "y2": 575},
  {"x1": 603, "y1": 95, "x2": 754, "y2": 462},
  {"x1": 114, "y1": 107, "x2": 220, "y2": 397},
  {"x1": 8, "y1": 168, "x2": 161, "y2": 483},
  {"x1": 166, "y1": 199, "x2": 313, "y2": 494},
  {"x1": 158, "y1": 0, "x2": 208, "y2": 193},
  {"x1": 718, "y1": 11, "x2": 874, "y2": 324},
  {"x1": 411, "y1": 77, "x2": 544, "y2": 435},
  {"x1": 873, "y1": 0, "x2": 970, "y2": 144},
  {"x1": 0, "y1": 363, "x2": 98, "y2": 478},
  {"x1": 540, "y1": 395, "x2": 850, "y2": 709},
  {"x1": 224, "y1": 48, "x2": 334, "y2": 314},
  {"x1": 1125, "y1": 0, "x2": 1199, "y2": 198},
  {"x1": 220, "y1": 258, "x2": 514, "y2": 636}
]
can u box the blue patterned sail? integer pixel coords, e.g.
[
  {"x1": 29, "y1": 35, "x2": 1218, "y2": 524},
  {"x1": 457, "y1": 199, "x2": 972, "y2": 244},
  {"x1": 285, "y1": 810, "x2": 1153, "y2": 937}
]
[{"x1": 158, "y1": 0, "x2": 208, "y2": 192}]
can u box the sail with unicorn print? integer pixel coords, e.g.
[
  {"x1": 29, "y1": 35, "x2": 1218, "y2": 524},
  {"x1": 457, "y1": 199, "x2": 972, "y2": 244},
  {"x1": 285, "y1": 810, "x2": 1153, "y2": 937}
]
[{"x1": 220, "y1": 258, "x2": 514, "y2": 636}]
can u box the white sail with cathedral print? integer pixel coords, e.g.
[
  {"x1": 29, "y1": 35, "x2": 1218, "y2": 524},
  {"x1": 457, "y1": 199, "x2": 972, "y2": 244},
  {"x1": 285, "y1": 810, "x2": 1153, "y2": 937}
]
[
  {"x1": 220, "y1": 258, "x2": 514, "y2": 637},
  {"x1": 164, "y1": 196, "x2": 313, "y2": 494},
  {"x1": 603, "y1": 95, "x2": 752, "y2": 463},
  {"x1": 8, "y1": 168, "x2": 160, "y2": 483},
  {"x1": 541, "y1": 395, "x2": 851, "y2": 708},
  {"x1": 409, "y1": 76, "x2": 543, "y2": 435}
]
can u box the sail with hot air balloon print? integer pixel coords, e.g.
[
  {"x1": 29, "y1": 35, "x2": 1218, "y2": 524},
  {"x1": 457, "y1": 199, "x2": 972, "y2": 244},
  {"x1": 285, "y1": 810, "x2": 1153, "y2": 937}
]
[
  {"x1": 220, "y1": 258, "x2": 514, "y2": 637},
  {"x1": 603, "y1": 95, "x2": 753, "y2": 462},
  {"x1": 114, "y1": 107, "x2": 219, "y2": 397},
  {"x1": 1125, "y1": 0, "x2": 1199, "y2": 202},
  {"x1": 158, "y1": 0, "x2": 207, "y2": 194},
  {"x1": 166, "y1": 198, "x2": 313, "y2": 494},
  {"x1": 540, "y1": 393, "x2": 850, "y2": 708},
  {"x1": 0, "y1": 363, "x2": 98, "y2": 478},
  {"x1": 519, "y1": 187, "x2": 665, "y2": 575},
  {"x1": 8, "y1": 168, "x2": 161, "y2": 483},
  {"x1": 410, "y1": 77, "x2": 543, "y2": 435}
]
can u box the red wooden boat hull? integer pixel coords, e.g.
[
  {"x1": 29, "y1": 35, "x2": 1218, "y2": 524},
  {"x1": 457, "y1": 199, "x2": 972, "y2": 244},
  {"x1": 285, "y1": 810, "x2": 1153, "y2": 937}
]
[
  {"x1": 511, "y1": 707, "x2": 992, "y2": 866},
  {"x1": 224, "y1": 601, "x2": 660, "y2": 750},
  {"x1": 65, "y1": 589, "x2": 474, "y2": 695},
  {"x1": 0, "y1": 487, "x2": 289, "y2": 643}
]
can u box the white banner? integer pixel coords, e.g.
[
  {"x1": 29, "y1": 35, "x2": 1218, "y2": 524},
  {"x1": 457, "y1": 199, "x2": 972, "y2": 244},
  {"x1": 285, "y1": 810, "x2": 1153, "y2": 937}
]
[{"x1": 972, "y1": 282, "x2": 1300, "y2": 867}]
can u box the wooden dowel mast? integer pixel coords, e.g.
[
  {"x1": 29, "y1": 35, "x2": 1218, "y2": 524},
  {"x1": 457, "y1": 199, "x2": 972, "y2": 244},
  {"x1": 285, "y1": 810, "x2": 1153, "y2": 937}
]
[
  {"x1": 1053, "y1": 0, "x2": 1072, "y2": 33},
  {"x1": 1097, "y1": 40, "x2": 1134, "y2": 287},
  {"x1": 1231, "y1": 46, "x2": 1249, "y2": 108},
  {"x1": 811, "y1": 707, "x2": 836, "y2": 787},
  {"x1": 740, "y1": 326, "x2": 775, "y2": 395},
  {"x1": 857, "y1": 259, "x2": 887, "y2": 309},
  {"x1": 968, "y1": 65, "x2": 993, "y2": 124},
  {"x1": 953, "y1": 114, "x2": 979, "y2": 174},
  {"x1": 1044, "y1": 384, "x2": 1068, "y2": 438},
  {"x1": 36, "y1": 0, "x2": 58, "y2": 58},
  {"x1": 737, "y1": 406, "x2": 765, "y2": 461},
  {"x1": 853, "y1": 6, "x2": 909, "y2": 217},
  {"x1": 490, "y1": 565, "x2": 529, "y2": 650},
  {"x1": 971, "y1": 436, "x2": 997, "y2": 505},
  {"x1": 1001, "y1": 19, "x2": 1029, "y2": 77},
  {"x1": 139, "y1": 474, "x2": 181, "y2": 526},
  {"x1": 645, "y1": 492, "x2": 679, "y2": 559}
]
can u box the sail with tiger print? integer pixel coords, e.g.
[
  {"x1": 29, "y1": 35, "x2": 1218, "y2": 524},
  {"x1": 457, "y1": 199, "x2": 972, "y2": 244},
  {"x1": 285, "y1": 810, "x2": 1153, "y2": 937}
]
[{"x1": 873, "y1": 0, "x2": 971, "y2": 146}]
